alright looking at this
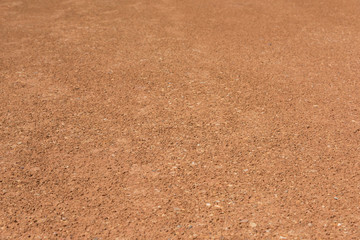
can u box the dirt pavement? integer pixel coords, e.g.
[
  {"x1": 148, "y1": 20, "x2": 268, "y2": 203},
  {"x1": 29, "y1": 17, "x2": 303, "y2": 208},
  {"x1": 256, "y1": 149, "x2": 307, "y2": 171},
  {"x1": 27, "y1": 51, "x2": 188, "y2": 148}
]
[{"x1": 1, "y1": 0, "x2": 360, "y2": 239}]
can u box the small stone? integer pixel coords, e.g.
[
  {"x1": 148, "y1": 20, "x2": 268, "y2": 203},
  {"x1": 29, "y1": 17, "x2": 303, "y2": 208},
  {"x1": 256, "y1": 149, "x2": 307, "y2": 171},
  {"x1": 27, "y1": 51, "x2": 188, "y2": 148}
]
[
  {"x1": 206, "y1": 203, "x2": 211, "y2": 207},
  {"x1": 30, "y1": 167, "x2": 40, "y2": 172},
  {"x1": 249, "y1": 222, "x2": 257, "y2": 228}
]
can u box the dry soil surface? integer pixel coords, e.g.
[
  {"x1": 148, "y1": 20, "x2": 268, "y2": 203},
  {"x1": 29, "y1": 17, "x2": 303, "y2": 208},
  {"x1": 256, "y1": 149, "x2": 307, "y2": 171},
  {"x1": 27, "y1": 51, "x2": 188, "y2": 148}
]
[{"x1": 1, "y1": 0, "x2": 360, "y2": 239}]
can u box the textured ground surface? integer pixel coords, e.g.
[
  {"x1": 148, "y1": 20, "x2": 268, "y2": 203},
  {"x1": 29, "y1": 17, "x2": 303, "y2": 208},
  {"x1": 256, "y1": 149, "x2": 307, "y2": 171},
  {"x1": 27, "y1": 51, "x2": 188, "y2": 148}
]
[{"x1": 1, "y1": 0, "x2": 360, "y2": 239}]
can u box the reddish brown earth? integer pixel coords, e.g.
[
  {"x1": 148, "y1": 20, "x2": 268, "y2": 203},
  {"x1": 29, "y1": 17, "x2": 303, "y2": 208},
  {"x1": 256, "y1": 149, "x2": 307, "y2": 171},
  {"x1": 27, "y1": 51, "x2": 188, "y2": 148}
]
[{"x1": 1, "y1": 0, "x2": 360, "y2": 239}]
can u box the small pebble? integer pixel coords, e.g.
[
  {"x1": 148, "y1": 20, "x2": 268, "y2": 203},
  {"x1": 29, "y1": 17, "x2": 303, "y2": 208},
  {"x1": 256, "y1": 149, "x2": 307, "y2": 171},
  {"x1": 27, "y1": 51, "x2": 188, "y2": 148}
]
[{"x1": 249, "y1": 222, "x2": 257, "y2": 227}]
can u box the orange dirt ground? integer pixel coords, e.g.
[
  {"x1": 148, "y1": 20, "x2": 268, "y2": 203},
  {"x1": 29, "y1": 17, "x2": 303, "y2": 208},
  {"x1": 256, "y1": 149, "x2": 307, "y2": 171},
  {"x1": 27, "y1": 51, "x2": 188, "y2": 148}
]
[{"x1": 1, "y1": 0, "x2": 360, "y2": 239}]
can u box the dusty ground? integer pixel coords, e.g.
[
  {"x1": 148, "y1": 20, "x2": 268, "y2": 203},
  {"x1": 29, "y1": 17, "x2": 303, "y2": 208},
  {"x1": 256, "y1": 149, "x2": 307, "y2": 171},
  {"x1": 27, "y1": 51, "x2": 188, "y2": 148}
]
[{"x1": 1, "y1": 0, "x2": 360, "y2": 239}]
